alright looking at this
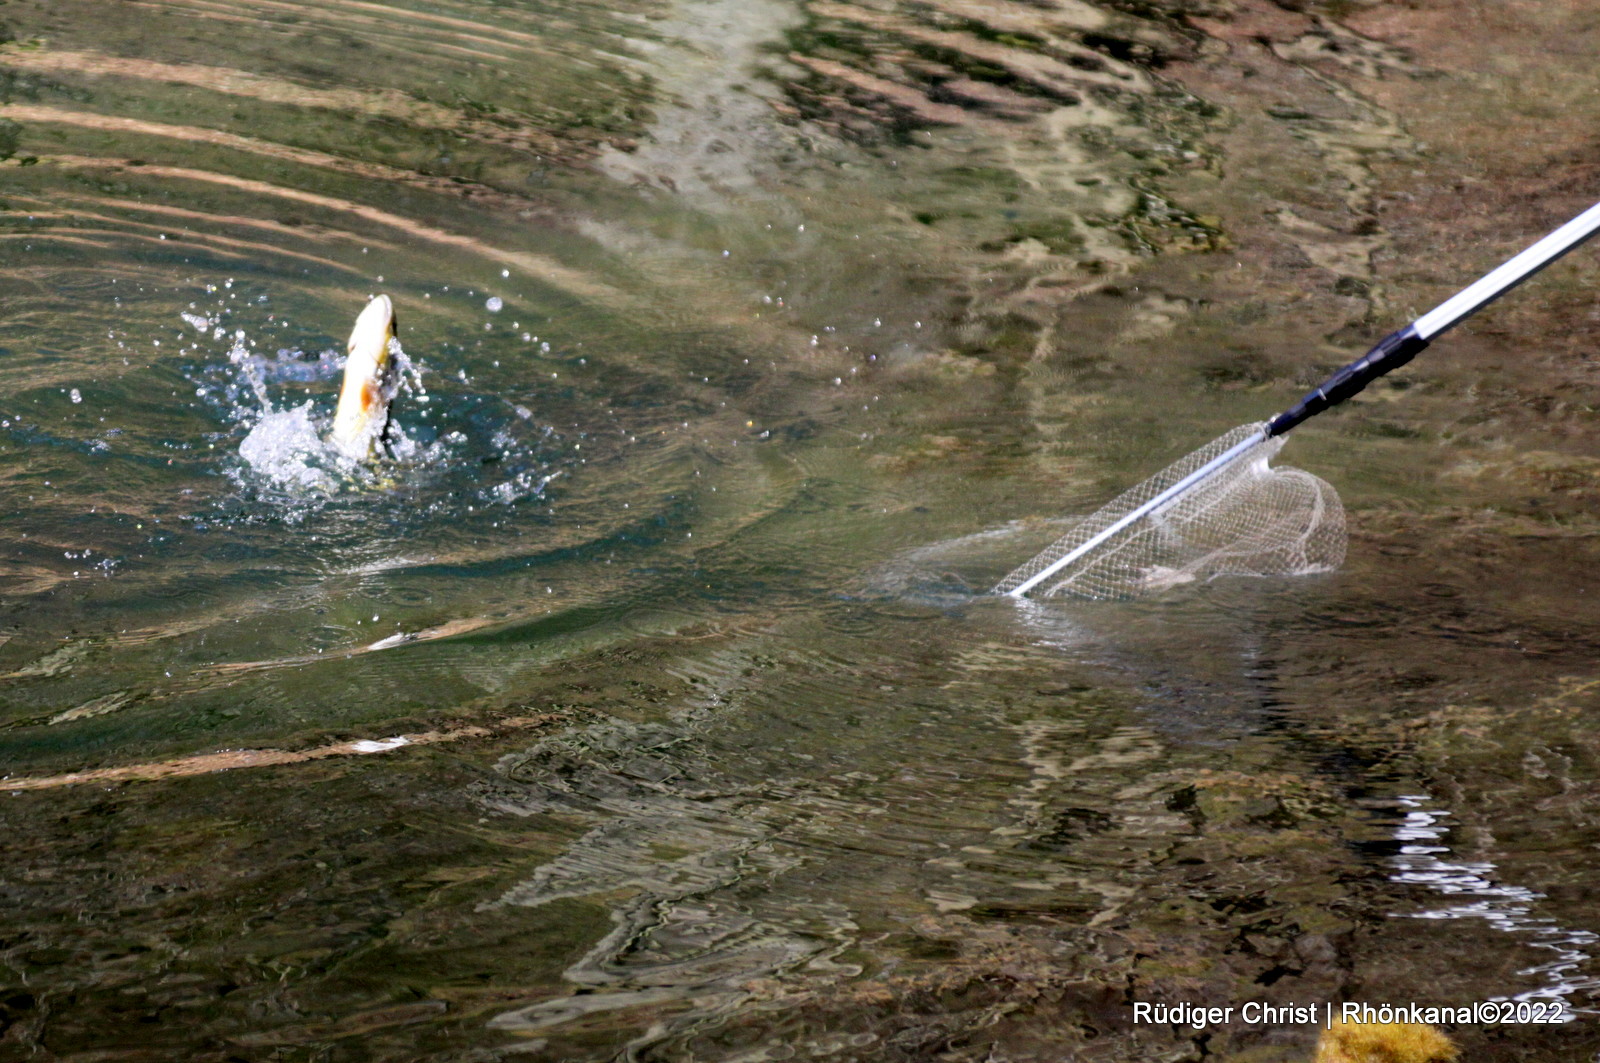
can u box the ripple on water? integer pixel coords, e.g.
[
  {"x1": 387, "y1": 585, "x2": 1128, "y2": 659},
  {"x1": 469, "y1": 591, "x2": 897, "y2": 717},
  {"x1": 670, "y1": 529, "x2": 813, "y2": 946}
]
[
  {"x1": 1386, "y1": 795, "x2": 1599, "y2": 1017},
  {"x1": 0, "y1": 247, "x2": 829, "y2": 762}
]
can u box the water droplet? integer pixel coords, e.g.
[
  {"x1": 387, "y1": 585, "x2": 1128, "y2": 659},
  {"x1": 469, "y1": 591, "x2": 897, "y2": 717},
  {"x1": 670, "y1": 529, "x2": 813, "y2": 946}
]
[
  {"x1": 69, "y1": 389, "x2": 82, "y2": 404},
  {"x1": 486, "y1": 296, "x2": 503, "y2": 312}
]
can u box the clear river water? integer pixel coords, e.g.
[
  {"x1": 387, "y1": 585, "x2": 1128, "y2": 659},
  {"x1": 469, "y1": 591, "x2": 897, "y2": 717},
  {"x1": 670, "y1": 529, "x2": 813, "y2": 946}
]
[{"x1": 4, "y1": 1, "x2": 1600, "y2": 1060}]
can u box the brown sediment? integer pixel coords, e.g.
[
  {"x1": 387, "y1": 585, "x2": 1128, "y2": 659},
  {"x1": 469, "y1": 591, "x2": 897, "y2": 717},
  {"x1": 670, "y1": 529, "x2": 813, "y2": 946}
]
[
  {"x1": 123, "y1": 619, "x2": 533, "y2": 703},
  {"x1": 0, "y1": 49, "x2": 584, "y2": 160},
  {"x1": 805, "y1": 0, "x2": 1151, "y2": 95},
  {"x1": 19, "y1": 155, "x2": 629, "y2": 304},
  {"x1": 68, "y1": 197, "x2": 402, "y2": 251},
  {"x1": 130, "y1": 0, "x2": 563, "y2": 54},
  {"x1": 51, "y1": 194, "x2": 407, "y2": 270},
  {"x1": 0, "y1": 223, "x2": 376, "y2": 276},
  {"x1": 780, "y1": 0, "x2": 1182, "y2": 167},
  {"x1": 10, "y1": 104, "x2": 455, "y2": 187},
  {"x1": 757, "y1": 0, "x2": 1228, "y2": 385},
  {"x1": 1, "y1": 713, "x2": 562, "y2": 792},
  {"x1": 3, "y1": 4, "x2": 1600, "y2": 1061},
  {"x1": 5, "y1": 102, "x2": 582, "y2": 227},
  {"x1": 785, "y1": 53, "x2": 973, "y2": 128}
]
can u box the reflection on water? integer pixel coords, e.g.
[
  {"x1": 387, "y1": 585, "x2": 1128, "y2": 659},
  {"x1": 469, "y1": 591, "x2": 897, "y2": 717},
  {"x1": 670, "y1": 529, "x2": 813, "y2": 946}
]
[
  {"x1": 1389, "y1": 795, "x2": 1596, "y2": 1017},
  {"x1": 5, "y1": 0, "x2": 1600, "y2": 1059}
]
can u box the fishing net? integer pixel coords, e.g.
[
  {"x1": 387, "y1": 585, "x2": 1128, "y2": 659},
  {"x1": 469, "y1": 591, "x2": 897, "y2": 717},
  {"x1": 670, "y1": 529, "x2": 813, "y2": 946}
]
[{"x1": 994, "y1": 423, "x2": 1346, "y2": 600}]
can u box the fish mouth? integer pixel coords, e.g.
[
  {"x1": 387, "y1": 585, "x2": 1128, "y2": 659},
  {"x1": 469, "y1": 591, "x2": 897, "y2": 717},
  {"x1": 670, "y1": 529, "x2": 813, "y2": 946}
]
[{"x1": 330, "y1": 294, "x2": 398, "y2": 460}]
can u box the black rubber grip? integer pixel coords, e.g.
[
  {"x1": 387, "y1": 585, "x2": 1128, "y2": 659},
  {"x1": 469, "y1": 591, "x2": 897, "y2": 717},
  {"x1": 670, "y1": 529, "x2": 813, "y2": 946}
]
[{"x1": 1266, "y1": 325, "x2": 1430, "y2": 438}]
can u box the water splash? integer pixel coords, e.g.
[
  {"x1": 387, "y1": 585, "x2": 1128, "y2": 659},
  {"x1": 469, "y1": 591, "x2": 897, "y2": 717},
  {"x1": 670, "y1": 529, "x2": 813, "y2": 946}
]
[
  {"x1": 862, "y1": 518, "x2": 1078, "y2": 605},
  {"x1": 231, "y1": 326, "x2": 426, "y2": 495},
  {"x1": 189, "y1": 302, "x2": 562, "y2": 517},
  {"x1": 236, "y1": 401, "x2": 344, "y2": 493}
]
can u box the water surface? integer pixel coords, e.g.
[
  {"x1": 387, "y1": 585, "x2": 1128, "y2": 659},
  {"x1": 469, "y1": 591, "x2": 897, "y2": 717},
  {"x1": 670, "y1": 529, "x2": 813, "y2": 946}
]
[{"x1": 4, "y1": 1, "x2": 1600, "y2": 1059}]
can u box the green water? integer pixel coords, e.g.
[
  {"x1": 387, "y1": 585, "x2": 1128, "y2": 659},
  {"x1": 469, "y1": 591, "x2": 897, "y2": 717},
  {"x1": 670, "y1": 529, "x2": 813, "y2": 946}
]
[{"x1": 3, "y1": 1, "x2": 1600, "y2": 1060}]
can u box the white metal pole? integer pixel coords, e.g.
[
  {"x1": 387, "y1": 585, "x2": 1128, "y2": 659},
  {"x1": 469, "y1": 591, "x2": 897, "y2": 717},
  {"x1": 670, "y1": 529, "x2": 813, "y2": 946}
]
[{"x1": 1415, "y1": 200, "x2": 1600, "y2": 340}]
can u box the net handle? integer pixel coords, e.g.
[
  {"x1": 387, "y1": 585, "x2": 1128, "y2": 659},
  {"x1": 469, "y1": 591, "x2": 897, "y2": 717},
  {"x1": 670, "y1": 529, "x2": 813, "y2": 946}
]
[{"x1": 1267, "y1": 200, "x2": 1600, "y2": 437}]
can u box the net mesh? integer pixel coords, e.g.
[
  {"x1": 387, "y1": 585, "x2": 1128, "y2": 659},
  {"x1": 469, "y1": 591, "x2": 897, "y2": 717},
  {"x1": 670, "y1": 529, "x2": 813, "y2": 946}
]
[{"x1": 994, "y1": 423, "x2": 1346, "y2": 600}]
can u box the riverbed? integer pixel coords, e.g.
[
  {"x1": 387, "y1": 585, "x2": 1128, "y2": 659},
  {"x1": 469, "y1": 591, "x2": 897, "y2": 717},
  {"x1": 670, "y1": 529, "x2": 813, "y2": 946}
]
[{"x1": 3, "y1": 1, "x2": 1600, "y2": 1059}]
